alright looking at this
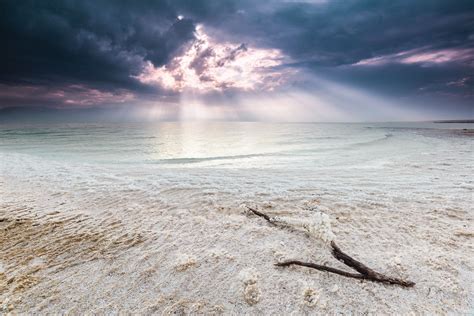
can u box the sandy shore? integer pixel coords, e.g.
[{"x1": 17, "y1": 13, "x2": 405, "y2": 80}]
[{"x1": 1, "y1": 175, "x2": 472, "y2": 315}]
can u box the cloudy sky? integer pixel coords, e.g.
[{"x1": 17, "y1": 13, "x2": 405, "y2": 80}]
[{"x1": 1, "y1": 0, "x2": 473, "y2": 121}]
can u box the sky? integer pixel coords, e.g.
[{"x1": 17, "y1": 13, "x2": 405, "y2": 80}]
[{"x1": 0, "y1": 0, "x2": 473, "y2": 122}]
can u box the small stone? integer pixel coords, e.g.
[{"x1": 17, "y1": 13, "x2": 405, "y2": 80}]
[{"x1": 329, "y1": 285, "x2": 339, "y2": 293}]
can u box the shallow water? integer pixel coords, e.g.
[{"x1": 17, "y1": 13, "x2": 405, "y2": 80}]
[
  {"x1": 0, "y1": 121, "x2": 472, "y2": 218},
  {"x1": 1, "y1": 122, "x2": 472, "y2": 204},
  {"x1": 0, "y1": 122, "x2": 471, "y2": 162}
]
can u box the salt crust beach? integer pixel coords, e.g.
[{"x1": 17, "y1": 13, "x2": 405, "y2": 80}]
[{"x1": 0, "y1": 123, "x2": 473, "y2": 314}]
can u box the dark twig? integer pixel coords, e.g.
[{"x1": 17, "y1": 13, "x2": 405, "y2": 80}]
[
  {"x1": 247, "y1": 206, "x2": 274, "y2": 224},
  {"x1": 276, "y1": 252, "x2": 415, "y2": 287},
  {"x1": 275, "y1": 260, "x2": 368, "y2": 280},
  {"x1": 331, "y1": 241, "x2": 374, "y2": 275},
  {"x1": 248, "y1": 206, "x2": 415, "y2": 287},
  {"x1": 330, "y1": 241, "x2": 415, "y2": 287}
]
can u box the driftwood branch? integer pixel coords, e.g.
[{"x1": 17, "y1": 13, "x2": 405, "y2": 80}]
[
  {"x1": 275, "y1": 260, "x2": 369, "y2": 280},
  {"x1": 330, "y1": 241, "x2": 415, "y2": 287},
  {"x1": 247, "y1": 206, "x2": 274, "y2": 223},
  {"x1": 247, "y1": 206, "x2": 415, "y2": 288}
]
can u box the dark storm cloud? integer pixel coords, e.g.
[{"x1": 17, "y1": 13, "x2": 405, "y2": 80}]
[
  {"x1": 191, "y1": 0, "x2": 474, "y2": 111},
  {"x1": 194, "y1": 0, "x2": 474, "y2": 65},
  {"x1": 0, "y1": 0, "x2": 195, "y2": 90},
  {"x1": 0, "y1": 0, "x2": 473, "y2": 114}
]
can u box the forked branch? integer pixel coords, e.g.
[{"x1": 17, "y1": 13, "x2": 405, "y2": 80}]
[
  {"x1": 330, "y1": 241, "x2": 414, "y2": 287},
  {"x1": 247, "y1": 206, "x2": 415, "y2": 287}
]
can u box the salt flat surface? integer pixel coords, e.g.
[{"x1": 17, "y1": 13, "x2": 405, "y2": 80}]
[{"x1": 0, "y1": 122, "x2": 472, "y2": 314}]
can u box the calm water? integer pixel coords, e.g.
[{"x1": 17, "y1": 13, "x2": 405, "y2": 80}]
[
  {"x1": 0, "y1": 122, "x2": 472, "y2": 212},
  {"x1": 0, "y1": 122, "x2": 471, "y2": 166}
]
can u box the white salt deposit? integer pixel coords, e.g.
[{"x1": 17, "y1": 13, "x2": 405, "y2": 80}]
[
  {"x1": 0, "y1": 122, "x2": 472, "y2": 314},
  {"x1": 272, "y1": 211, "x2": 335, "y2": 242}
]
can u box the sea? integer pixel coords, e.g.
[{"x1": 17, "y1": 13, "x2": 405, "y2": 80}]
[{"x1": 0, "y1": 122, "x2": 472, "y2": 212}]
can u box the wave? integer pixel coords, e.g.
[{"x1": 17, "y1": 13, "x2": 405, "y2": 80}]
[
  {"x1": 147, "y1": 152, "x2": 276, "y2": 164},
  {"x1": 285, "y1": 133, "x2": 394, "y2": 155},
  {"x1": 348, "y1": 133, "x2": 394, "y2": 149}
]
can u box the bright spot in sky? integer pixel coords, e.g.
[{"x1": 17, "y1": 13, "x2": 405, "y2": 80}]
[{"x1": 136, "y1": 25, "x2": 294, "y2": 93}]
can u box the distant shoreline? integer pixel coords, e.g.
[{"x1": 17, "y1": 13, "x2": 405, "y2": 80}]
[{"x1": 433, "y1": 120, "x2": 474, "y2": 123}]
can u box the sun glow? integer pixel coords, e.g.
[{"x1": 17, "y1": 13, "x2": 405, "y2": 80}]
[
  {"x1": 131, "y1": 25, "x2": 427, "y2": 123},
  {"x1": 130, "y1": 75, "x2": 425, "y2": 123},
  {"x1": 136, "y1": 25, "x2": 294, "y2": 93}
]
